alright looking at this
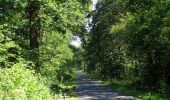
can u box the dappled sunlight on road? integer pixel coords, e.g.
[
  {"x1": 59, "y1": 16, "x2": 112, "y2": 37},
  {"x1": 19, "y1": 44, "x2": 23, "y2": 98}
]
[{"x1": 76, "y1": 72, "x2": 138, "y2": 100}]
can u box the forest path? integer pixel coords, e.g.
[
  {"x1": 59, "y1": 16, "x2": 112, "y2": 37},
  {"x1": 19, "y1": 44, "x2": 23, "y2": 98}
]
[{"x1": 76, "y1": 71, "x2": 139, "y2": 100}]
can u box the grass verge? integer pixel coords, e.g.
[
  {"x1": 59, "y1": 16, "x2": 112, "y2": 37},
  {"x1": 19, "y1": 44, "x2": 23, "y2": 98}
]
[
  {"x1": 51, "y1": 81, "x2": 78, "y2": 100},
  {"x1": 104, "y1": 80, "x2": 166, "y2": 100},
  {"x1": 86, "y1": 72, "x2": 167, "y2": 100}
]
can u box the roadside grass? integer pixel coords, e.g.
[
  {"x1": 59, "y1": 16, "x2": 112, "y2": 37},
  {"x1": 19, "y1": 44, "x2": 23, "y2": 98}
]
[
  {"x1": 51, "y1": 81, "x2": 78, "y2": 100},
  {"x1": 66, "y1": 97, "x2": 77, "y2": 100},
  {"x1": 86, "y1": 72, "x2": 167, "y2": 100},
  {"x1": 104, "y1": 80, "x2": 166, "y2": 100},
  {"x1": 51, "y1": 68, "x2": 78, "y2": 100}
]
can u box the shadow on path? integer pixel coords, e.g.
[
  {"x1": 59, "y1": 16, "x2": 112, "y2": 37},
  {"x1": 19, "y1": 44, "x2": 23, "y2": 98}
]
[{"x1": 76, "y1": 71, "x2": 139, "y2": 100}]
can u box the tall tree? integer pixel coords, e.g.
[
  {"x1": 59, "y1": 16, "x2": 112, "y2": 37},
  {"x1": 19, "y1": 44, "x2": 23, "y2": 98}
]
[
  {"x1": 84, "y1": 0, "x2": 170, "y2": 95},
  {"x1": 27, "y1": 0, "x2": 40, "y2": 48}
]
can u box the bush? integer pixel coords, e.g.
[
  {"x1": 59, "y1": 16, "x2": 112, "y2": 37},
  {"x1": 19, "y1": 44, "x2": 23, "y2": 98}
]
[{"x1": 0, "y1": 63, "x2": 53, "y2": 100}]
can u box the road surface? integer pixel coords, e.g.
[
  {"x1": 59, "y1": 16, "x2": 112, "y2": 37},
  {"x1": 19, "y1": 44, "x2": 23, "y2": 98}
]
[{"x1": 76, "y1": 71, "x2": 139, "y2": 100}]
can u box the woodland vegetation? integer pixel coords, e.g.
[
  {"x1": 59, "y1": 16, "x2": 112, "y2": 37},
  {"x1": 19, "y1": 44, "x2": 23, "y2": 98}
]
[
  {"x1": 1, "y1": 0, "x2": 170, "y2": 100},
  {"x1": 83, "y1": 0, "x2": 170, "y2": 99},
  {"x1": 0, "y1": 0, "x2": 90, "y2": 99}
]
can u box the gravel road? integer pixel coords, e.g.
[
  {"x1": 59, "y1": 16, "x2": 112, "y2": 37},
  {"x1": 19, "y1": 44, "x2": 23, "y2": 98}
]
[{"x1": 76, "y1": 71, "x2": 139, "y2": 100}]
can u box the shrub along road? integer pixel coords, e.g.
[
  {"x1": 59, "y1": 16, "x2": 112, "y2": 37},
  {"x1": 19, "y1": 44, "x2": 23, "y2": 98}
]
[{"x1": 76, "y1": 71, "x2": 139, "y2": 100}]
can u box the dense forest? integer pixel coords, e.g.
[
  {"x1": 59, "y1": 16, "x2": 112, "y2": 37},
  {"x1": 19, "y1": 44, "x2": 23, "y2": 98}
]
[
  {"x1": 1, "y1": 0, "x2": 170, "y2": 99},
  {"x1": 83, "y1": 0, "x2": 170, "y2": 99},
  {"x1": 0, "y1": 0, "x2": 91, "y2": 99}
]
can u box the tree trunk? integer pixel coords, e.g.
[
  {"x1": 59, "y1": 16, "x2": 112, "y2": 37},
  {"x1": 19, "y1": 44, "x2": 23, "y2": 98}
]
[
  {"x1": 28, "y1": 0, "x2": 40, "y2": 49},
  {"x1": 27, "y1": 0, "x2": 41, "y2": 72}
]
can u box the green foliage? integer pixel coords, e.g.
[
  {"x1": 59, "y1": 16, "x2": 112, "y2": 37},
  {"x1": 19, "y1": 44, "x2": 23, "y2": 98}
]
[
  {"x1": 0, "y1": 63, "x2": 52, "y2": 99},
  {"x1": 40, "y1": 31, "x2": 74, "y2": 83},
  {"x1": 84, "y1": 0, "x2": 170, "y2": 97},
  {"x1": 159, "y1": 80, "x2": 168, "y2": 96},
  {"x1": 0, "y1": 40, "x2": 20, "y2": 68},
  {"x1": 0, "y1": 0, "x2": 91, "y2": 99}
]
